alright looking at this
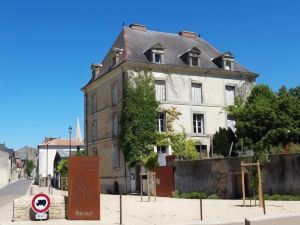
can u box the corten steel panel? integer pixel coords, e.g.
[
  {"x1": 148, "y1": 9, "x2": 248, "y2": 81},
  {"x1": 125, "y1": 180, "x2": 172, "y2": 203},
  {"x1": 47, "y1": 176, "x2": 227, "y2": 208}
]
[
  {"x1": 154, "y1": 166, "x2": 174, "y2": 197},
  {"x1": 68, "y1": 156, "x2": 100, "y2": 220}
]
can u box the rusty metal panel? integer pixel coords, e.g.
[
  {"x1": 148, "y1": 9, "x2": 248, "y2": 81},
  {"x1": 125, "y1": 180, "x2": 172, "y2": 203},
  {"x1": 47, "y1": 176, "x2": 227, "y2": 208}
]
[
  {"x1": 154, "y1": 166, "x2": 174, "y2": 197},
  {"x1": 68, "y1": 156, "x2": 100, "y2": 220}
]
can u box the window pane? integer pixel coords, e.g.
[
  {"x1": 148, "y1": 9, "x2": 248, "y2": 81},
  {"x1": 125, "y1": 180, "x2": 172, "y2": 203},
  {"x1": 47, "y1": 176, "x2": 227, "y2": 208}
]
[
  {"x1": 155, "y1": 80, "x2": 166, "y2": 101},
  {"x1": 225, "y1": 86, "x2": 235, "y2": 105},
  {"x1": 191, "y1": 57, "x2": 198, "y2": 66},
  {"x1": 193, "y1": 114, "x2": 204, "y2": 134},
  {"x1": 156, "y1": 112, "x2": 165, "y2": 132},
  {"x1": 191, "y1": 83, "x2": 202, "y2": 103},
  {"x1": 155, "y1": 54, "x2": 161, "y2": 63}
]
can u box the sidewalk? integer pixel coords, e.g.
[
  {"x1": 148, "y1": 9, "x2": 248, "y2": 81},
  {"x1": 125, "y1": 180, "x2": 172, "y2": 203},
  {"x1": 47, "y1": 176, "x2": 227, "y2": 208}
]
[{"x1": 4, "y1": 184, "x2": 300, "y2": 225}]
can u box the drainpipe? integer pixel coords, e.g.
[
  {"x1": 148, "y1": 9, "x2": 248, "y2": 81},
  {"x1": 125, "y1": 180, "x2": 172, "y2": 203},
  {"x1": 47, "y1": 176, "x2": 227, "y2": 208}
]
[
  {"x1": 122, "y1": 69, "x2": 128, "y2": 194},
  {"x1": 84, "y1": 90, "x2": 89, "y2": 155}
]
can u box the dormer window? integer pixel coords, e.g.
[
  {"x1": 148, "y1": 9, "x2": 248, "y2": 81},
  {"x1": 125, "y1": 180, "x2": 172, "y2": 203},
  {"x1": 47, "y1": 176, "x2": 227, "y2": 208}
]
[
  {"x1": 153, "y1": 52, "x2": 164, "y2": 63},
  {"x1": 213, "y1": 51, "x2": 234, "y2": 71},
  {"x1": 180, "y1": 47, "x2": 201, "y2": 67},
  {"x1": 144, "y1": 42, "x2": 166, "y2": 64},
  {"x1": 110, "y1": 47, "x2": 123, "y2": 68},
  {"x1": 191, "y1": 56, "x2": 199, "y2": 67}
]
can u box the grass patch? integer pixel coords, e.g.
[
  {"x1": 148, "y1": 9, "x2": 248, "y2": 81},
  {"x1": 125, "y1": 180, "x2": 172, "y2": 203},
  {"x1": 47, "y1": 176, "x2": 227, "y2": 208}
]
[
  {"x1": 265, "y1": 194, "x2": 300, "y2": 201},
  {"x1": 172, "y1": 191, "x2": 219, "y2": 199}
]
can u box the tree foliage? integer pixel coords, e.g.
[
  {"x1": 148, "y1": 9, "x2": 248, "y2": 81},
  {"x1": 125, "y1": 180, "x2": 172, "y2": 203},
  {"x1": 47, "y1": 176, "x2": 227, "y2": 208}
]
[
  {"x1": 57, "y1": 159, "x2": 68, "y2": 176},
  {"x1": 25, "y1": 160, "x2": 34, "y2": 178},
  {"x1": 120, "y1": 70, "x2": 159, "y2": 167},
  {"x1": 157, "y1": 130, "x2": 200, "y2": 160},
  {"x1": 213, "y1": 128, "x2": 237, "y2": 157},
  {"x1": 229, "y1": 84, "x2": 300, "y2": 157}
]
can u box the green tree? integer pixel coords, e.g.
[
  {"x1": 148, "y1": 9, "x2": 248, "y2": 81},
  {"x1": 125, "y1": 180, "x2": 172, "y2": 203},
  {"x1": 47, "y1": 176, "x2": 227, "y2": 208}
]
[
  {"x1": 25, "y1": 160, "x2": 34, "y2": 178},
  {"x1": 213, "y1": 128, "x2": 237, "y2": 157},
  {"x1": 57, "y1": 159, "x2": 68, "y2": 176},
  {"x1": 229, "y1": 84, "x2": 300, "y2": 156},
  {"x1": 165, "y1": 132, "x2": 199, "y2": 160},
  {"x1": 120, "y1": 70, "x2": 159, "y2": 167}
]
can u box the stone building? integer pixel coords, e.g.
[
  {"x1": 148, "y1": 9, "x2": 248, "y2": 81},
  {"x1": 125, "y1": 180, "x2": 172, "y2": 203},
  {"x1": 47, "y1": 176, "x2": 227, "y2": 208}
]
[
  {"x1": 0, "y1": 143, "x2": 15, "y2": 188},
  {"x1": 81, "y1": 24, "x2": 258, "y2": 193}
]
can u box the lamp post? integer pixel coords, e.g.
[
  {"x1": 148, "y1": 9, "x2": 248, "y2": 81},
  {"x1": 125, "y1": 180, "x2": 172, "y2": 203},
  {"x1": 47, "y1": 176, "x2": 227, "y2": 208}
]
[
  {"x1": 46, "y1": 139, "x2": 49, "y2": 186},
  {"x1": 69, "y1": 126, "x2": 72, "y2": 157}
]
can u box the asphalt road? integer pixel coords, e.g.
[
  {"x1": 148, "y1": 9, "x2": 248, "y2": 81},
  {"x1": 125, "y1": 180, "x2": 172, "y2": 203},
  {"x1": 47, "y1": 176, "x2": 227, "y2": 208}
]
[{"x1": 0, "y1": 179, "x2": 32, "y2": 206}]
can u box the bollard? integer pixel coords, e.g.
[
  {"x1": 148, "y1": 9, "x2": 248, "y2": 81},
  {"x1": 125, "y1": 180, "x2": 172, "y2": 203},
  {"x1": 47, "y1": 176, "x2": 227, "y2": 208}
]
[
  {"x1": 200, "y1": 198, "x2": 203, "y2": 221},
  {"x1": 262, "y1": 194, "x2": 266, "y2": 215},
  {"x1": 245, "y1": 218, "x2": 250, "y2": 225},
  {"x1": 120, "y1": 193, "x2": 122, "y2": 225}
]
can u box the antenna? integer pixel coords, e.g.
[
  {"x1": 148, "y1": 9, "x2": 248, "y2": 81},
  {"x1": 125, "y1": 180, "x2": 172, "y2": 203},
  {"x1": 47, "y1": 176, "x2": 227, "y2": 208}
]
[{"x1": 122, "y1": 21, "x2": 125, "y2": 27}]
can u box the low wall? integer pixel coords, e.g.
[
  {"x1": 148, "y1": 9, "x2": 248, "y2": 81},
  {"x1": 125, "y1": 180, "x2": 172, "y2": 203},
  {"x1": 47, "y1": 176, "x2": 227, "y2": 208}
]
[
  {"x1": 173, "y1": 153, "x2": 300, "y2": 199},
  {"x1": 264, "y1": 153, "x2": 300, "y2": 195},
  {"x1": 13, "y1": 195, "x2": 66, "y2": 221},
  {"x1": 174, "y1": 157, "x2": 246, "y2": 199}
]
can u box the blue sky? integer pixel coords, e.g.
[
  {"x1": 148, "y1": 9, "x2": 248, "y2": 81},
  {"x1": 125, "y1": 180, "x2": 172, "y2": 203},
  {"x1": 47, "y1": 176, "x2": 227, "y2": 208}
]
[{"x1": 0, "y1": 0, "x2": 299, "y2": 150}]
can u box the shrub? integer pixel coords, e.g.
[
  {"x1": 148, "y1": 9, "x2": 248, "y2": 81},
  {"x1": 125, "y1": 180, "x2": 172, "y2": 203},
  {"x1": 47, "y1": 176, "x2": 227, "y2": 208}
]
[{"x1": 207, "y1": 194, "x2": 219, "y2": 199}]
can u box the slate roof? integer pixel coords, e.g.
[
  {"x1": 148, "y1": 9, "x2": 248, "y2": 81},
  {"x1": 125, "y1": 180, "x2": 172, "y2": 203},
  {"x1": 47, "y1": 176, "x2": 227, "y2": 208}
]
[
  {"x1": 83, "y1": 25, "x2": 257, "y2": 88},
  {"x1": 124, "y1": 28, "x2": 250, "y2": 72},
  {"x1": 15, "y1": 146, "x2": 38, "y2": 160},
  {"x1": 39, "y1": 138, "x2": 84, "y2": 147},
  {"x1": 0, "y1": 143, "x2": 14, "y2": 156}
]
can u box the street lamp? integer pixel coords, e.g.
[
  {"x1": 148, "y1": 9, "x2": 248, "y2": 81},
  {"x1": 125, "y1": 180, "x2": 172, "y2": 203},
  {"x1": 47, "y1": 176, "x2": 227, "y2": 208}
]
[{"x1": 69, "y1": 126, "x2": 72, "y2": 157}]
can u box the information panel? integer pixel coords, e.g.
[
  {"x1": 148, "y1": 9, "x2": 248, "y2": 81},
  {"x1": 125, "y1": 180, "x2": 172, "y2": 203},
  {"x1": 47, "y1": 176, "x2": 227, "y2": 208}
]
[{"x1": 68, "y1": 156, "x2": 100, "y2": 220}]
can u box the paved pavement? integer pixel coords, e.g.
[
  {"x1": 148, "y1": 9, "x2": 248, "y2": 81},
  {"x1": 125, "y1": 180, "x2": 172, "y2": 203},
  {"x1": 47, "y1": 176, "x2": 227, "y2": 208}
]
[
  {"x1": 1, "y1": 182, "x2": 300, "y2": 225},
  {"x1": 0, "y1": 179, "x2": 32, "y2": 224},
  {"x1": 0, "y1": 179, "x2": 32, "y2": 206}
]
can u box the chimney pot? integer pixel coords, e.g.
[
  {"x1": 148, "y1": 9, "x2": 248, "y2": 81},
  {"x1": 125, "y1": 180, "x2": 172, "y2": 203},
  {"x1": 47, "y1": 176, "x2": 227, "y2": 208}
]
[
  {"x1": 91, "y1": 63, "x2": 102, "y2": 79},
  {"x1": 178, "y1": 31, "x2": 197, "y2": 39},
  {"x1": 129, "y1": 24, "x2": 147, "y2": 32}
]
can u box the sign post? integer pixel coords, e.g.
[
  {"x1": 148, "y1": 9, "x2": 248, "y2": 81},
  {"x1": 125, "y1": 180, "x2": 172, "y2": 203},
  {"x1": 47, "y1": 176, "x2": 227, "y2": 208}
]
[
  {"x1": 31, "y1": 193, "x2": 51, "y2": 220},
  {"x1": 68, "y1": 156, "x2": 100, "y2": 220}
]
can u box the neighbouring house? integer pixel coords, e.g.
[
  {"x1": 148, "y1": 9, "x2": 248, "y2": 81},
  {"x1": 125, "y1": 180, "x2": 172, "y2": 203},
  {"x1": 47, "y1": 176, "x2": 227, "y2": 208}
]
[
  {"x1": 0, "y1": 143, "x2": 15, "y2": 188},
  {"x1": 15, "y1": 146, "x2": 38, "y2": 178},
  {"x1": 37, "y1": 137, "x2": 84, "y2": 186},
  {"x1": 81, "y1": 24, "x2": 258, "y2": 194}
]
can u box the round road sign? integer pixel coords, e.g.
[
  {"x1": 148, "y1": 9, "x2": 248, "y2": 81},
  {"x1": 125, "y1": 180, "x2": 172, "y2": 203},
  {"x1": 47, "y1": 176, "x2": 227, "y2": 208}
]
[{"x1": 31, "y1": 194, "x2": 51, "y2": 213}]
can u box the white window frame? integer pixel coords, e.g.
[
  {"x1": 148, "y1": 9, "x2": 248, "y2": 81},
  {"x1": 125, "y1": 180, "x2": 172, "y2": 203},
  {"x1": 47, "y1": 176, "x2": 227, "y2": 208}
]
[
  {"x1": 155, "y1": 80, "x2": 166, "y2": 101},
  {"x1": 191, "y1": 83, "x2": 203, "y2": 103},
  {"x1": 227, "y1": 115, "x2": 236, "y2": 132},
  {"x1": 225, "y1": 85, "x2": 236, "y2": 106},
  {"x1": 152, "y1": 49, "x2": 165, "y2": 64},
  {"x1": 193, "y1": 113, "x2": 204, "y2": 134},
  {"x1": 157, "y1": 112, "x2": 166, "y2": 132}
]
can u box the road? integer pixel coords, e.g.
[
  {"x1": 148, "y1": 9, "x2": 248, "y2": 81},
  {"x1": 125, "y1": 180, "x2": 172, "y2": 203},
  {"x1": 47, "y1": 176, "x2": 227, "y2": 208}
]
[{"x1": 0, "y1": 179, "x2": 32, "y2": 206}]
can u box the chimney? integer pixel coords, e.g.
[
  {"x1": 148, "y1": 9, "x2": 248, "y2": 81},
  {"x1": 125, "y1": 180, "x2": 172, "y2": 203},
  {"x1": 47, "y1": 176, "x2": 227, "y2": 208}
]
[
  {"x1": 178, "y1": 31, "x2": 197, "y2": 39},
  {"x1": 91, "y1": 63, "x2": 102, "y2": 79},
  {"x1": 129, "y1": 24, "x2": 147, "y2": 32}
]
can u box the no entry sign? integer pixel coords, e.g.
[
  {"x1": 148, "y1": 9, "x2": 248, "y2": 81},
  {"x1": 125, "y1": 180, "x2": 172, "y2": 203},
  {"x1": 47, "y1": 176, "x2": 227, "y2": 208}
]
[{"x1": 31, "y1": 193, "x2": 51, "y2": 213}]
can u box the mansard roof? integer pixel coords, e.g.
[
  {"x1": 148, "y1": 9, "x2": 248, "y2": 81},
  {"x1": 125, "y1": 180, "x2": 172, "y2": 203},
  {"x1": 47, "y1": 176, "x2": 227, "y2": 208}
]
[{"x1": 83, "y1": 25, "x2": 257, "y2": 88}]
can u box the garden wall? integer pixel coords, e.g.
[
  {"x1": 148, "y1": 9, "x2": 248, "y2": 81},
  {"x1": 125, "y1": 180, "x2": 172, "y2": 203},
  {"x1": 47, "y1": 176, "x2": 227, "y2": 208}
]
[{"x1": 173, "y1": 153, "x2": 300, "y2": 199}]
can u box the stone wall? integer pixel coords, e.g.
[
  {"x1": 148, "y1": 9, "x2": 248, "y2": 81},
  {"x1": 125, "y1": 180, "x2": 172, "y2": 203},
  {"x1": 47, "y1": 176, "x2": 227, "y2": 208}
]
[
  {"x1": 13, "y1": 195, "x2": 66, "y2": 221},
  {"x1": 173, "y1": 153, "x2": 300, "y2": 199},
  {"x1": 264, "y1": 153, "x2": 300, "y2": 195}
]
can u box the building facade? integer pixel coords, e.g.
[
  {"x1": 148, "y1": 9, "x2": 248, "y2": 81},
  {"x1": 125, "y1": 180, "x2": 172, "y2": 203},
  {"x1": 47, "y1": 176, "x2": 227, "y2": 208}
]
[
  {"x1": 81, "y1": 24, "x2": 258, "y2": 193},
  {"x1": 37, "y1": 137, "x2": 84, "y2": 186},
  {"x1": 0, "y1": 143, "x2": 15, "y2": 188}
]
